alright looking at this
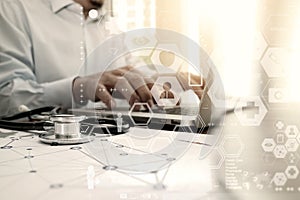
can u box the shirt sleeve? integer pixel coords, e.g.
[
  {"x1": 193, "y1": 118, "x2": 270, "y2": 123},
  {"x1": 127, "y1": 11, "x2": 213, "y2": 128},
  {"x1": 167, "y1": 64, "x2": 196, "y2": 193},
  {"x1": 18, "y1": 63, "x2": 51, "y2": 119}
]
[{"x1": 0, "y1": 0, "x2": 73, "y2": 117}]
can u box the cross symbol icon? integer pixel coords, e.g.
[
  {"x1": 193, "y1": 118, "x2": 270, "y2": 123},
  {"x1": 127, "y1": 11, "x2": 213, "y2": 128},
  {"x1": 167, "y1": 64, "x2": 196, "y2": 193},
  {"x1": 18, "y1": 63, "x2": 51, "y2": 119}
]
[
  {"x1": 288, "y1": 168, "x2": 296, "y2": 176},
  {"x1": 242, "y1": 101, "x2": 260, "y2": 119}
]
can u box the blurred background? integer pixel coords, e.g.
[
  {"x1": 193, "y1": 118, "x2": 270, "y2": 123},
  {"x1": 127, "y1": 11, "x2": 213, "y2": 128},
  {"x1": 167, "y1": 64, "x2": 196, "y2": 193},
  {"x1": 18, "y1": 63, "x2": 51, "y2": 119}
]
[{"x1": 112, "y1": 0, "x2": 300, "y2": 101}]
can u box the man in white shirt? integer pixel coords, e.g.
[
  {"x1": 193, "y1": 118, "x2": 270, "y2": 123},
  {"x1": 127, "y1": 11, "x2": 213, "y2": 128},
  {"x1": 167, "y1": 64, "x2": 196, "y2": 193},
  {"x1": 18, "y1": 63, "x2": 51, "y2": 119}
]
[{"x1": 0, "y1": 0, "x2": 153, "y2": 116}]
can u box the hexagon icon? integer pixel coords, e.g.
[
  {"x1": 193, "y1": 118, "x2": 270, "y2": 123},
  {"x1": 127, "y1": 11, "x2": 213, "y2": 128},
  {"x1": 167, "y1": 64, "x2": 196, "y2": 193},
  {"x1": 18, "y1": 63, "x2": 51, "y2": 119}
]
[
  {"x1": 124, "y1": 29, "x2": 157, "y2": 56},
  {"x1": 253, "y1": 32, "x2": 268, "y2": 61},
  {"x1": 285, "y1": 166, "x2": 299, "y2": 179},
  {"x1": 275, "y1": 120, "x2": 285, "y2": 130},
  {"x1": 272, "y1": 172, "x2": 287, "y2": 186},
  {"x1": 285, "y1": 125, "x2": 299, "y2": 139},
  {"x1": 128, "y1": 102, "x2": 153, "y2": 126},
  {"x1": 151, "y1": 76, "x2": 184, "y2": 107},
  {"x1": 234, "y1": 96, "x2": 268, "y2": 126},
  {"x1": 273, "y1": 145, "x2": 288, "y2": 159},
  {"x1": 220, "y1": 136, "x2": 244, "y2": 157},
  {"x1": 263, "y1": 15, "x2": 294, "y2": 46},
  {"x1": 261, "y1": 47, "x2": 289, "y2": 78},
  {"x1": 285, "y1": 139, "x2": 299, "y2": 152},
  {"x1": 276, "y1": 133, "x2": 285, "y2": 144},
  {"x1": 207, "y1": 148, "x2": 225, "y2": 170},
  {"x1": 297, "y1": 133, "x2": 300, "y2": 145},
  {"x1": 151, "y1": 44, "x2": 183, "y2": 74},
  {"x1": 260, "y1": 79, "x2": 290, "y2": 110},
  {"x1": 262, "y1": 138, "x2": 276, "y2": 152}
]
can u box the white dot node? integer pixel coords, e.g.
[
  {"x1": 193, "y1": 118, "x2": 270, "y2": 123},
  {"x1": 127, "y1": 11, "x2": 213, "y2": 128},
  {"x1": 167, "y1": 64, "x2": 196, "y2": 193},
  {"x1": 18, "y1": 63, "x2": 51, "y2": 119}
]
[{"x1": 89, "y1": 9, "x2": 98, "y2": 19}]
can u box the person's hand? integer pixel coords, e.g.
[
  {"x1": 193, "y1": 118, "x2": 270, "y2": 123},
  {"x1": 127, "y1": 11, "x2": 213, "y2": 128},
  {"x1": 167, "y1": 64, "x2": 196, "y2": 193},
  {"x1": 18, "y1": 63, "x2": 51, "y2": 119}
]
[{"x1": 72, "y1": 66, "x2": 154, "y2": 109}]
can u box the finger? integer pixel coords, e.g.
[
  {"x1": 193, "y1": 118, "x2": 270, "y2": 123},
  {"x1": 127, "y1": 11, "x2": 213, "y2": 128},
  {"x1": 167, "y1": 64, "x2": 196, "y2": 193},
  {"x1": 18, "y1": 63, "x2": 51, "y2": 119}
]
[
  {"x1": 144, "y1": 76, "x2": 155, "y2": 90},
  {"x1": 125, "y1": 71, "x2": 154, "y2": 107},
  {"x1": 136, "y1": 72, "x2": 155, "y2": 106},
  {"x1": 96, "y1": 84, "x2": 116, "y2": 109},
  {"x1": 193, "y1": 89, "x2": 204, "y2": 99},
  {"x1": 114, "y1": 77, "x2": 141, "y2": 107}
]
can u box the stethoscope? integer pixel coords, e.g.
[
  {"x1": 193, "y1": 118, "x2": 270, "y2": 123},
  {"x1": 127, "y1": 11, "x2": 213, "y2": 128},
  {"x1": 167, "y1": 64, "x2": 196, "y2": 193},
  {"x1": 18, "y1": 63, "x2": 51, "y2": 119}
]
[{"x1": 0, "y1": 106, "x2": 130, "y2": 145}]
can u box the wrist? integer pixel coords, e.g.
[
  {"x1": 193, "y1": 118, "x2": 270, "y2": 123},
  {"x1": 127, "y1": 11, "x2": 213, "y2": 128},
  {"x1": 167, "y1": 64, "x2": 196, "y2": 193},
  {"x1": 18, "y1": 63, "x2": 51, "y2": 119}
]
[{"x1": 72, "y1": 76, "x2": 88, "y2": 105}]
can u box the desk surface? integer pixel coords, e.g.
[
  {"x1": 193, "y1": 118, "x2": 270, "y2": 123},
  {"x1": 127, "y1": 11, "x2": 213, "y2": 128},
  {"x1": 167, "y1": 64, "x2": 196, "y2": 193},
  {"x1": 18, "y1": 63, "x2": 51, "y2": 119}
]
[
  {"x1": 0, "y1": 127, "x2": 216, "y2": 200},
  {"x1": 1, "y1": 104, "x2": 300, "y2": 200}
]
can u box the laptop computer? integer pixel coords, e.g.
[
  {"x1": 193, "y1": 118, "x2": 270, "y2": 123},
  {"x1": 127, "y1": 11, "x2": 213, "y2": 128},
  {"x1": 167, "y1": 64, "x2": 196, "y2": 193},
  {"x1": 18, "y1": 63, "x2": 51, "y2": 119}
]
[{"x1": 69, "y1": 79, "x2": 215, "y2": 132}]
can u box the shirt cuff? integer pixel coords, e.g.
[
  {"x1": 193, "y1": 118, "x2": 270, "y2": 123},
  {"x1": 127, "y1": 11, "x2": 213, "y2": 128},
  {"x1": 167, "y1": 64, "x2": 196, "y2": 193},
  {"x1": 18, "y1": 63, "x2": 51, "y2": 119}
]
[{"x1": 41, "y1": 77, "x2": 75, "y2": 109}]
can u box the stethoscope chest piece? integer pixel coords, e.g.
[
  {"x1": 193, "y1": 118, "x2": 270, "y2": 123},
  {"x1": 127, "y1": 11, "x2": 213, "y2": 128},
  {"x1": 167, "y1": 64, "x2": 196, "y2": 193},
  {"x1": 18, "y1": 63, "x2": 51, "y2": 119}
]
[{"x1": 39, "y1": 115, "x2": 94, "y2": 145}]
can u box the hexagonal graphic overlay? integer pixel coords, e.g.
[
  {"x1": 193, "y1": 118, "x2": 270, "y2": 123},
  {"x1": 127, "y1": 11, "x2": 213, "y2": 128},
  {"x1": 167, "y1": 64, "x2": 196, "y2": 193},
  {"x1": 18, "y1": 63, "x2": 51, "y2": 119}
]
[
  {"x1": 285, "y1": 165, "x2": 299, "y2": 179},
  {"x1": 285, "y1": 139, "x2": 299, "y2": 152},
  {"x1": 286, "y1": 152, "x2": 300, "y2": 165},
  {"x1": 151, "y1": 44, "x2": 183, "y2": 74},
  {"x1": 74, "y1": 28, "x2": 225, "y2": 173},
  {"x1": 273, "y1": 144, "x2": 288, "y2": 159},
  {"x1": 220, "y1": 136, "x2": 244, "y2": 157},
  {"x1": 262, "y1": 138, "x2": 276, "y2": 152},
  {"x1": 178, "y1": 62, "x2": 204, "y2": 88},
  {"x1": 276, "y1": 133, "x2": 285, "y2": 144},
  {"x1": 253, "y1": 31, "x2": 268, "y2": 61},
  {"x1": 260, "y1": 79, "x2": 290, "y2": 110},
  {"x1": 275, "y1": 120, "x2": 285, "y2": 130},
  {"x1": 128, "y1": 102, "x2": 153, "y2": 126},
  {"x1": 263, "y1": 15, "x2": 295, "y2": 46},
  {"x1": 272, "y1": 172, "x2": 287, "y2": 186},
  {"x1": 234, "y1": 96, "x2": 268, "y2": 126},
  {"x1": 285, "y1": 125, "x2": 299, "y2": 139},
  {"x1": 261, "y1": 47, "x2": 289, "y2": 78},
  {"x1": 124, "y1": 29, "x2": 157, "y2": 56},
  {"x1": 151, "y1": 76, "x2": 184, "y2": 107},
  {"x1": 207, "y1": 148, "x2": 225, "y2": 170}
]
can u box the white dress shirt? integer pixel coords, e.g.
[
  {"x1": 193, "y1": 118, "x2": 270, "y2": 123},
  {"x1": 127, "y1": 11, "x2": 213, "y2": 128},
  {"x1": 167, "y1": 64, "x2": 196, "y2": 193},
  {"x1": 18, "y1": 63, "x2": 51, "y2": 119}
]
[{"x1": 0, "y1": 0, "x2": 110, "y2": 116}]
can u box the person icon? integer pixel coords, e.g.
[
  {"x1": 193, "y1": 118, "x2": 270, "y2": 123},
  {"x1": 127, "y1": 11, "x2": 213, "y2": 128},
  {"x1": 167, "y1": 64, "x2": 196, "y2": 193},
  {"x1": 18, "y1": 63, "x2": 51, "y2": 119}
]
[
  {"x1": 116, "y1": 112, "x2": 123, "y2": 133},
  {"x1": 160, "y1": 82, "x2": 174, "y2": 99},
  {"x1": 289, "y1": 127, "x2": 296, "y2": 136}
]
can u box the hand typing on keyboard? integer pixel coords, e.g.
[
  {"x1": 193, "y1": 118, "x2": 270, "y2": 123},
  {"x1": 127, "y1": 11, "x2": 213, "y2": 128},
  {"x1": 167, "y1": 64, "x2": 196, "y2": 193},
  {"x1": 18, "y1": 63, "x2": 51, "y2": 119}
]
[{"x1": 72, "y1": 66, "x2": 154, "y2": 110}]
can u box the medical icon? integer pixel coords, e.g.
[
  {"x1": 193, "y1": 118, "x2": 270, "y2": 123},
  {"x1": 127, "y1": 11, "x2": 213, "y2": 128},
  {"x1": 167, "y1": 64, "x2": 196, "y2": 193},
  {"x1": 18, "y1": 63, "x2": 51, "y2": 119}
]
[
  {"x1": 234, "y1": 96, "x2": 267, "y2": 126},
  {"x1": 160, "y1": 82, "x2": 175, "y2": 99},
  {"x1": 272, "y1": 172, "x2": 287, "y2": 186},
  {"x1": 289, "y1": 153, "x2": 295, "y2": 164},
  {"x1": 116, "y1": 113, "x2": 123, "y2": 133},
  {"x1": 268, "y1": 88, "x2": 288, "y2": 103},
  {"x1": 151, "y1": 44, "x2": 182, "y2": 74},
  {"x1": 285, "y1": 139, "x2": 299, "y2": 152},
  {"x1": 261, "y1": 48, "x2": 288, "y2": 77},
  {"x1": 159, "y1": 51, "x2": 175, "y2": 67},
  {"x1": 285, "y1": 166, "x2": 299, "y2": 179},
  {"x1": 273, "y1": 145, "x2": 288, "y2": 159},
  {"x1": 261, "y1": 138, "x2": 276, "y2": 152},
  {"x1": 275, "y1": 121, "x2": 285, "y2": 130},
  {"x1": 277, "y1": 133, "x2": 285, "y2": 144},
  {"x1": 285, "y1": 125, "x2": 299, "y2": 138},
  {"x1": 151, "y1": 76, "x2": 183, "y2": 107},
  {"x1": 124, "y1": 29, "x2": 157, "y2": 56}
]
